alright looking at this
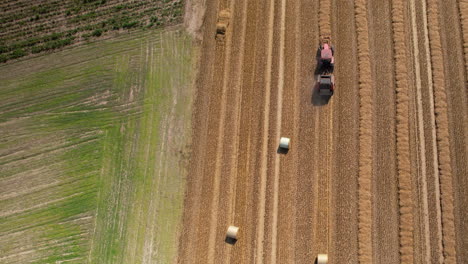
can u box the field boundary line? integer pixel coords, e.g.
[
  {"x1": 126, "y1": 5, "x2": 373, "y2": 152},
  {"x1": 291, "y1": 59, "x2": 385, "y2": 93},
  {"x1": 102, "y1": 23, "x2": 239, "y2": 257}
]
[
  {"x1": 270, "y1": 0, "x2": 286, "y2": 262},
  {"x1": 206, "y1": 0, "x2": 237, "y2": 262},
  {"x1": 426, "y1": 0, "x2": 457, "y2": 261},
  {"x1": 177, "y1": 0, "x2": 220, "y2": 261},
  {"x1": 255, "y1": 0, "x2": 275, "y2": 261},
  {"x1": 354, "y1": 0, "x2": 374, "y2": 262}
]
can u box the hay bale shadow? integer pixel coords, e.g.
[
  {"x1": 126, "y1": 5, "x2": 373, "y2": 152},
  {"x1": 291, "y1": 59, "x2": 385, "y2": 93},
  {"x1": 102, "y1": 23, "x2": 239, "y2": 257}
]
[
  {"x1": 277, "y1": 146, "x2": 289, "y2": 154},
  {"x1": 225, "y1": 237, "x2": 237, "y2": 245}
]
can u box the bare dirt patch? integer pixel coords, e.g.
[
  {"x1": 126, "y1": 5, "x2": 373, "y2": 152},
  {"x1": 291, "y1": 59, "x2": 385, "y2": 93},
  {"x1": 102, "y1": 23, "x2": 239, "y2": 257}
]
[{"x1": 184, "y1": 0, "x2": 206, "y2": 41}]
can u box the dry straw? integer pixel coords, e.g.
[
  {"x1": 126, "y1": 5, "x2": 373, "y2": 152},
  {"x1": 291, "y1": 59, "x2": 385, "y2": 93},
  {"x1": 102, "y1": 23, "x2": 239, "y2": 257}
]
[
  {"x1": 459, "y1": 1, "x2": 468, "y2": 76},
  {"x1": 354, "y1": 0, "x2": 373, "y2": 262},
  {"x1": 319, "y1": 0, "x2": 331, "y2": 35},
  {"x1": 426, "y1": 0, "x2": 457, "y2": 261},
  {"x1": 391, "y1": 0, "x2": 415, "y2": 263}
]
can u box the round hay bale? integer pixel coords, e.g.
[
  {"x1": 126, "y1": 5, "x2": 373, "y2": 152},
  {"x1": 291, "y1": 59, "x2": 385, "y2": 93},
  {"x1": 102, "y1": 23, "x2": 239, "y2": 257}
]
[
  {"x1": 279, "y1": 137, "x2": 290, "y2": 149},
  {"x1": 218, "y1": 9, "x2": 231, "y2": 20},
  {"x1": 226, "y1": 226, "x2": 239, "y2": 240},
  {"x1": 216, "y1": 23, "x2": 227, "y2": 35},
  {"x1": 216, "y1": 9, "x2": 231, "y2": 38},
  {"x1": 216, "y1": 9, "x2": 231, "y2": 40},
  {"x1": 317, "y1": 254, "x2": 328, "y2": 264}
]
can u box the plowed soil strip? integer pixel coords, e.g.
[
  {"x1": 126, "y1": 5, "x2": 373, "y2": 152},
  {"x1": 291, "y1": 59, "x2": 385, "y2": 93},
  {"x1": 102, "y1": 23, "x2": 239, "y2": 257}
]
[
  {"x1": 426, "y1": 0, "x2": 457, "y2": 261},
  {"x1": 354, "y1": 0, "x2": 374, "y2": 262}
]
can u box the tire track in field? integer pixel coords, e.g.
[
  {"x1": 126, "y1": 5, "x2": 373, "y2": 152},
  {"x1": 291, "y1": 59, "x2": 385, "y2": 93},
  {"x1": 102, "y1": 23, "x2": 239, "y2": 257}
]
[
  {"x1": 416, "y1": 0, "x2": 445, "y2": 261},
  {"x1": 210, "y1": 0, "x2": 247, "y2": 259},
  {"x1": 354, "y1": 0, "x2": 374, "y2": 262},
  {"x1": 269, "y1": 0, "x2": 286, "y2": 262},
  {"x1": 206, "y1": 0, "x2": 236, "y2": 261},
  {"x1": 276, "y1": 0, "x2": 299, "y2": 260},
  {"x1": 409, "y1": 0, "x2": 433, "y2": 262},
  {"x1": 220, "y1": 0, "x2": 248, "y2": 262},
  {"x1": 256, "y1": 0, "x2": 275, "y2": 261},
  {"x1": 426, "y1": 0, "x2": 457, "y2": 261},
  {"x1": 323, "y1": 97, "x2": 333, "y2": 255},
  {"x1": 192, "y1": 31, "x2": 227, "y2": 264},
  {"x1": 227, "y1": 0, "x2": 270, "y2": 262},
  {"x1": 420, "y1": 0, "x2": 444, "y2": 261},
  {"x1": 295, "y1": 0, "x2": 318, "y2": 261},
  {"x1": 317, "y1": 0, "x2": 332, "y2": 257}
]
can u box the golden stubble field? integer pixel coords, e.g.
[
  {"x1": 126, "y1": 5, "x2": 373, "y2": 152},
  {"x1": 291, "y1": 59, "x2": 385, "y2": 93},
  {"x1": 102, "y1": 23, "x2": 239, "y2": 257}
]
[{"x1": 177, "y1": 0, "x2": 467, "y2": 263}]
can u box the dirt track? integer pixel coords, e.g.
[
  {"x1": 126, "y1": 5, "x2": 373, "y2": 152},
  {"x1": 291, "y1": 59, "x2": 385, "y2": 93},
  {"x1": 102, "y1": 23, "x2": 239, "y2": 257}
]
[{"x1": 178, "y1": 0, "x2": 467, "y2": 263}]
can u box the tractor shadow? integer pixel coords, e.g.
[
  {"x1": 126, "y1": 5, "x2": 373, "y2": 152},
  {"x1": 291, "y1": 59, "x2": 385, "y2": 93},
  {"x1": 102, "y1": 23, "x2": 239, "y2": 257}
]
[
  {"x1": 225, "y1": 237, "x2": 237, "y2": 245},
  {"x1": 312, "y1": 48, "x2": 332, "y2": 106},
  {"x1": 311, "y1": 80, "x2": 332, "y2": 106},
  {"x1": 314, "y1": 48, "x2": 322, "y2": 75},
  {"x1": 310, "y1": 48, "x2": 333, "y2": 106}
]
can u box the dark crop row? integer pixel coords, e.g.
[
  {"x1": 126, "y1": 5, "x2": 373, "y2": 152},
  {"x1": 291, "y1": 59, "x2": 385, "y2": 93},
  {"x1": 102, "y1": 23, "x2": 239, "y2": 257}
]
[{"x1": 0, "y1": 0, "x2": 184, "y2": 63}]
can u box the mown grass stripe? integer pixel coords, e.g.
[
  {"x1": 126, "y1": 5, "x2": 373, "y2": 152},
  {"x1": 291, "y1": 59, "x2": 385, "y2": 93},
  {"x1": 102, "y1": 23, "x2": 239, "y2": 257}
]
[{"x1": 1, "y1": 28, "x2": 193, "y2": 264}]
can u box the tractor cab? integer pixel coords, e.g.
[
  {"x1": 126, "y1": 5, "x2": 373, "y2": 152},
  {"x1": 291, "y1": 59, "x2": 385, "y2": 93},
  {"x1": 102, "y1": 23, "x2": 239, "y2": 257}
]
[
  {"x1": 318, "y1": 36, "x2": 335, "y2": 73},
  {"x1": 320, "y1": 43, "x2": 334, "y2": 63}
]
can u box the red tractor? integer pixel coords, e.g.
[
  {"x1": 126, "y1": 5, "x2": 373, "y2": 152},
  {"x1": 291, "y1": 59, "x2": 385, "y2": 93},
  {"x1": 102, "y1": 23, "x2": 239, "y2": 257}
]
[{"x1": 317, "y1": 35, "x2": 335, "y2": 96}]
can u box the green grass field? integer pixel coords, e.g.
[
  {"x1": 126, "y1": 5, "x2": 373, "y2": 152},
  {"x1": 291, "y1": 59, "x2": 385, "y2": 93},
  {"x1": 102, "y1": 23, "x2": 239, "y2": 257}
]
[{"x1": 0, "y1": 27, "x2": 195, "y2": 263}]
